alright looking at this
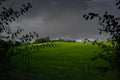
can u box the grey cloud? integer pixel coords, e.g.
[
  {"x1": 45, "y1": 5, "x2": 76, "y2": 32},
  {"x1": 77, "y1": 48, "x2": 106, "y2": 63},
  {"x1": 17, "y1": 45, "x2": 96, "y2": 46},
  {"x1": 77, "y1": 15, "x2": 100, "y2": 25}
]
[
  {"x1": 10, "y1": 0, "x2": 117, "y2": 40},
  {"x1": 25, "y1": 0, "x2": 93, "y2": 17}
]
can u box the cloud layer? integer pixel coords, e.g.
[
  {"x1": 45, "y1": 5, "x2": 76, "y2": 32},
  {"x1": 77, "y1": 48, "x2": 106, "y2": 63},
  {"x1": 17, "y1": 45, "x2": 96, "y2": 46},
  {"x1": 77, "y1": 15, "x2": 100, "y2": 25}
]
[{"x1": 10, "y1": 0, "x2": 117, "y2": 40}]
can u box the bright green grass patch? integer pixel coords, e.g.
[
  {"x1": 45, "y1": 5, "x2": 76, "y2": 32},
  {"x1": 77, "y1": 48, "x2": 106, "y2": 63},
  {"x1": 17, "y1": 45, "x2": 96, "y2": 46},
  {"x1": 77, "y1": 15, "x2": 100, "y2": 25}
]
[{"x1": 11, "y1": 42, "x2": 117, "y2": 80}]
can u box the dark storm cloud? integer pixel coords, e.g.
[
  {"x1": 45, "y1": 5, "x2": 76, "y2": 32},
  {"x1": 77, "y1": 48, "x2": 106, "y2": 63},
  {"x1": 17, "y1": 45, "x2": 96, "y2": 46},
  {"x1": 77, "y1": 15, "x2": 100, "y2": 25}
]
[
  {"x1": 11, "y1": 0, "x2": 116, "y2": 40},
  {"x1": 25, "y1": 0, "x2": 93, "y2": 17}
]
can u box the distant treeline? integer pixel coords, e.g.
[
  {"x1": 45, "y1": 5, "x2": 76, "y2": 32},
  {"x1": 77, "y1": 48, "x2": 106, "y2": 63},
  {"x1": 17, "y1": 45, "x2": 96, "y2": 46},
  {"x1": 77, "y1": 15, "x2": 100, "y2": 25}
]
[{"x1": 33, "y1": 37, "x2": 76, "y2": 44}]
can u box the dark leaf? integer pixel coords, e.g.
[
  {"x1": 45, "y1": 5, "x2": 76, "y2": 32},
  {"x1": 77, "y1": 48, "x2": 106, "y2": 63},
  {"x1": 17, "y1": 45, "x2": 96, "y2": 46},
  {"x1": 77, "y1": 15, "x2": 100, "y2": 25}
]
[
  {"x1": 102, "y1": 19, "x2": 105, "y2": 23},
  {"x1": 116, "y1": 1, "x2": 120, "y2": 5},
  {"x1": 99, "y1": 31, "x2": 102, "y2": 34},
  {"x1": 85, "y1": 16, "x2": 89, "y2": 20},
  {"x1": 118, "y1": 6, "x2": 120, "y2": 9},
  {"x1": 90, "y1": 16, "x2": 94, "y2": 19},
  {"x1": 83, "y1": 14, "x2": 86, "y2": 18},
  {"x1": 99, "y1": 17, "x2": 102, "y2": 21},
  {"x1": 22, "y1": 4, "x2": 26, "y2": 7},
  {"x1": 5, "y1": 22, "x2": 9, "y2": 25},
  {"x1": 105, "y1": 11, "x2": 107, "y2": 15},
  {"x1": 2, "y1": 6, "x2": 6, "y2": 10}
]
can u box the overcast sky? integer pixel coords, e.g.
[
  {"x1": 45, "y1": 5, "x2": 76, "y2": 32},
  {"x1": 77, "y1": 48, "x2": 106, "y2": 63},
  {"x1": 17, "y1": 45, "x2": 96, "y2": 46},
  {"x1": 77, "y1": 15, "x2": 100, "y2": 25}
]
[{"x1": 9, "y1": 0, "x2": 120, "y2": 40}]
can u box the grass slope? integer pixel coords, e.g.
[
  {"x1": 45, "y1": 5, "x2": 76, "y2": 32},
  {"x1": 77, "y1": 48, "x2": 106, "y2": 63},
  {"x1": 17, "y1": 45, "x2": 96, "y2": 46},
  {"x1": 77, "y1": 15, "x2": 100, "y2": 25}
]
[{"x1": 11, "y1": 42, "x2": 117, "y2": 80}]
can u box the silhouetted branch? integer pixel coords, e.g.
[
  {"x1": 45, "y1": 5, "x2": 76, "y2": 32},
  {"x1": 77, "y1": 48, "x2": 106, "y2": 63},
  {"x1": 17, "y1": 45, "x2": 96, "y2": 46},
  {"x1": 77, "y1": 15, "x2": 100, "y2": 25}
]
[{"x1": 83, "y1": 0, "x2": 120, "y2": 71}]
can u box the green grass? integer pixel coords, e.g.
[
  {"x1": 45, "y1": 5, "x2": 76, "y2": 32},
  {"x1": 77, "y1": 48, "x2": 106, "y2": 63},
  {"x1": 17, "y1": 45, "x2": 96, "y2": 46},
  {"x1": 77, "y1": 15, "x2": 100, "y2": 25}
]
[{"x1": 10, "y1": 42, "x2": 118, "y2": 80}]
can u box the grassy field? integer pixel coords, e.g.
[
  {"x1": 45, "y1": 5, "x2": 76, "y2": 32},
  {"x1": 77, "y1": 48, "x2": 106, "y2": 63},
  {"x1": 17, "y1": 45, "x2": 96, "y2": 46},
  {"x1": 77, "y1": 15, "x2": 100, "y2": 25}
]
[{"x1": 10, "y1": 42, "x2": 117, "y2": 80}]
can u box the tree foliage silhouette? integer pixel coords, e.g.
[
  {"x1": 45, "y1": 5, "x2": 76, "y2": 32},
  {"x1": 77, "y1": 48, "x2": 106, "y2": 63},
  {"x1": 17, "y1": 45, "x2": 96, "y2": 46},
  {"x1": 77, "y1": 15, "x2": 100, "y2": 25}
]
[
  {"x1": 83, "y1": 0, "x2": 120, "y2": 71},
  {"x1": 0, "y1": 0, "x2": 38, "y2": 80}
]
